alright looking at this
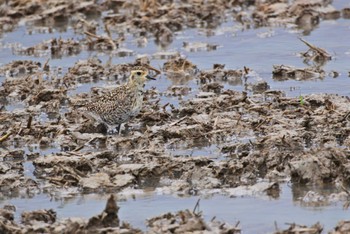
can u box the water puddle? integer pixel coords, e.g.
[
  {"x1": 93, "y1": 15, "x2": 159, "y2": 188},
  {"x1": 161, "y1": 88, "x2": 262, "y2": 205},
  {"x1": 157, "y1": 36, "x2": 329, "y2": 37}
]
[
  {"x1": 22, "y1": 145, "x2": 61, "y2": 179},
  {"x1": 168, "y1": 144, "x2": 222, "y2": 159},
  {"x1": 2, "y1": 102, "x2": 26, "y2": 112}
]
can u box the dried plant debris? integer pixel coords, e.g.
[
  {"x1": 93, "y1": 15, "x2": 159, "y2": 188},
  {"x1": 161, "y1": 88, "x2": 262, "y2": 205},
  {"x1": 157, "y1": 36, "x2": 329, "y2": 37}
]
[
  {"x1": 163, "y1": 54, "x2": 198, "y2": 84},
  {"x1": 4, "y1": 196, "x2": 350, "y2": 233},
  {"x1": 0, "y1": 196, "x2": 241, "y2": 233},
  {"x1": 12, "y1": 31, "x2": 127, "y2": 58},
  {"x1": 253, "y1": 0, "x2": 341, "y2": 33},
  {"x1": 163, "y1": 54, "x2": 197, "y2": 73},
  {"x1": 10, "y1": 89, "x2": 345, "y2": 194},
  {"x1": 0, "y1": 164, "x2": 40, "y2": 198},
  {"x1": 85, "y1": 195, "x2": 120, "y2": 230},
  {"x1": 21, "y1": 209, "x2": 56, "y2": 225},
  {"x1": 63, "y1": 57, "x2": 158, "y2": 87},
  {"x1": 0, "y1": 195, "x2": 142, "y2": 233},
  {"x1": 0, "y1": 57, "x2": 157, "y2": 114},
  {"x1": 104, "y1": 0, "x2": 232, "y2": 46},
  {"x1": 330, "y1": 220, "x2": 350, "y2": 234},
  {"x1": 183, "y1": 41, "x2": 219, "y2": 52},
  {"x1": 1, "y1": 0, "x2": 102, "y2": 29},
  {"x1": 84, "y1": 29, "x2": 127, "y2": 53},
  {"x1": 299, "y1": 38, "x2": 332, "y2": 65},
  {"x1": 343, "y1": 8, "x2": 350, "y2": 19},
  {"x1": 274, "y1": 222, "x2": 323, "y2": 234},
  {"x1": 0, "y1": 16, "x2": 16, "y2": 33},
  {"x1": 0, "y1": 62, "x2": 350, "y2": 234},
  {"x1": 0, "y1": 65, "x2": 67, "y2": 112},
  {"x1": 1, "y1": 0, "x2": 346, "y2": 63},
  {"x1": 147, "y1": 209, "x2": 241, "y2": 234},
  {"x1": 0, "y1": 0, "x2": 350, "y2": 232},
  {"x1": 0, "y1": 0, "x2": 348, "y2": 39},
  {"x1": 1, "y1": 55, "x2": 350, "y2": 195},
  {"x1": 198, "y1": 64, "x2": 244, "y2": 85},
  {"x1": 272, "y1": 64, "x2": 325, "y2": 80},
  {"x1": 0, "y1": 0, "x2": 347, "y2": 41},
  {"x1": 0, "y1": 60, "x2": 42, "y2": 77},
  {"x1": 13, "y1": 38, "x2": 82, "y2": 58},
  {"x1": 1, "y1": 52, "x2": 350, "y2": 195},
  {"x1": 63, "y1": 58, "x2": 105, "y2": 85},
  {"x1": 248, "y1": 80, "x2": 270, "y2": 94}
]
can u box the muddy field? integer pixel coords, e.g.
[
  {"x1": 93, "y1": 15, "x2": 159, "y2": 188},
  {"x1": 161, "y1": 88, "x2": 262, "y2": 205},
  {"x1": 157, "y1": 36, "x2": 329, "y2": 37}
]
[{"x1": 1, "y1": 0, "x2": 350, "y2": 233}]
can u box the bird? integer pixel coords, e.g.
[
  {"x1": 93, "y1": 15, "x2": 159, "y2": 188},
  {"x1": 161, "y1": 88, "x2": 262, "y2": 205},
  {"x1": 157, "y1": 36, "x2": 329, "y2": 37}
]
[{"x1": 82, "y1": 66, "x2": 155, "y2": 134}]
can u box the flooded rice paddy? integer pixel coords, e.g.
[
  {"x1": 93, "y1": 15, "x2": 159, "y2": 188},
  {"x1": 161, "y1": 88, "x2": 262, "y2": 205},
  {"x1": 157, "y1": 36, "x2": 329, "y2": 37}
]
[{"x1": 1, "y1": 0, "x2": 350, "y2": 233}]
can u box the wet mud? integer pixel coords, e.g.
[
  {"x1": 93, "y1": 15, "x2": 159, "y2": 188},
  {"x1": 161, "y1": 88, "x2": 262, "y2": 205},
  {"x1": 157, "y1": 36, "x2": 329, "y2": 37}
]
[{"x1": 1, "y1": 0, "x2": 350, "y2": 233}]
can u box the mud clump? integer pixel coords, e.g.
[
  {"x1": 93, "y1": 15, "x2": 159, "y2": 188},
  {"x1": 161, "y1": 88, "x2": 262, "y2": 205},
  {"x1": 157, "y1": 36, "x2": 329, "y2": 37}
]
[
  {"x1": 21, "y1": 209, "x2": 56, "y2": 225},
  {"x1": 274, "y1": 222, "x2": 323, "y2": 234},
  {"x1": 272, "y1": 64, "x2": 325, "y2": 80},
  {"x1": 85, "y1": 195, "x2": 120, "y2": 230},
  {"x1": 331, "y1": 220, "x2": 350, "y2": 234},
  {"x1": 147, "y1": 208, "x2": 241, "y2": 234},
  {"x1": 198, "y1": 64, "x2": 244, "y2": 86}
]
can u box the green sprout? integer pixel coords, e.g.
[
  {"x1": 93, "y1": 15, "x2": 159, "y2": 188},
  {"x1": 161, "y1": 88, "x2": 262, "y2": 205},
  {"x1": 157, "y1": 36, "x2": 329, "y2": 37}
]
[{"x1": 299, "y1": 95, "x2": 304, "y2": 106}]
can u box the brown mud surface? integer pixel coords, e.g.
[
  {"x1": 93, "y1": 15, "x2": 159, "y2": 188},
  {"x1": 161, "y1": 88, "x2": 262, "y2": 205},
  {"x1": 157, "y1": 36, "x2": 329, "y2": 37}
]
[{"x1": 1, "y1": 0, "x2": 350, "y2": 233}]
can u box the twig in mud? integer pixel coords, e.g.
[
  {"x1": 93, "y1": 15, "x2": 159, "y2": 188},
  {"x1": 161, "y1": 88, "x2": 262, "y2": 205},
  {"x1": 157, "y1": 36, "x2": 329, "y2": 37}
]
[
  {"x1": 17, "y1": 127, "x2": 23, "y2": 135},
  {"x1": 104, "y1": 23, "x2": 112, "y2": 39},
  {"x1": 235, "y1": 114, "x2": 242, "y2": 126},
  {"x1": 27, "y1": 115, "x2": 32, "y2": 129},
  {"x1": 340, "y1": 184, "x2": 350, "y2": 196},
  {"x1": 72, "y1": 137, "x2": 98, "y2": 152},
  {"x1": 57, "y1": 164, "x2": 83, "y2": 179},
  {"x1": 243, "y1": 66, "x2": 249, "y2": 75},
  {"x1": 340, "y1": 180, "x2": 350, "y2": 209},
  {"x1": 253, "y1": 118, "x2": 269, "y2": 130},
  {"x1": 274, "y1": 221, "x2": 279, "y2": 231},
  {"x1": 206, "y1": 128, "x2": 235, "y2": 136},
  {"x1": 55, "y1": 115, "x2": 61, "y2": 125},
  {"x1": 43, "y1": 58, "x2": 50, "y2": 71},
  {"x1": 0, "y1": 131, "x2": 12, "y2": 143},
  {"x1": 342, "y1": 111, "x2": 350, "y2": 122},
  {"x1": 299, "y1": 37, "x2": 332, "y2": 60},
  {"x1": 213, "y1": 116, "x2": 219, "y2": 129},
  {"x1": 193, "y1": 198, "x2": 201, "y2": 214},
  {"x1": 72, "y1": 145, "x2": 84, "y2": 152},
  {"x1": 84, "y1": 31, "x2": 102, "y2": 39},
  {"x1": 181, "y1": 56, "x2": 188, "y2": 71},
  {"x1": 169, "y1": 116, "x2": 188, "y2": 126},
  {"x1": 162, "y1": 102, "x2": 169, "y2": 112}
]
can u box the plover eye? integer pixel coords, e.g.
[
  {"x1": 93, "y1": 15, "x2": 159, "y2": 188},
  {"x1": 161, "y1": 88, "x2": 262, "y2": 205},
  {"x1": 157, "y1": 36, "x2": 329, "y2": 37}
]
[{"x1": 136, "y1": 72, "x2": 142, "y2": 76}]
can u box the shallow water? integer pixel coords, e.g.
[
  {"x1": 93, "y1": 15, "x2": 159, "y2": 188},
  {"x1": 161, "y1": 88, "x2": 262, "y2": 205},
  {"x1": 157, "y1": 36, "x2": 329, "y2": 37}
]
[
  {"x1": 1, "y1": 21, "x2": 350, "y2": 111},
  {"x1": 1, "y1": 1, "x2": 350, "y2": 232},
  {"x1": 0, "y1": 184, "x2": 346, "y2": 233}
]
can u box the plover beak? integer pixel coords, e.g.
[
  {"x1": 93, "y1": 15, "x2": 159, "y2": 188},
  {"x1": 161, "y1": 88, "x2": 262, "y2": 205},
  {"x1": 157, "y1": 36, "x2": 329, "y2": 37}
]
[{"x1": 146, "y1": 75, "x2": 156, "y2": 80}]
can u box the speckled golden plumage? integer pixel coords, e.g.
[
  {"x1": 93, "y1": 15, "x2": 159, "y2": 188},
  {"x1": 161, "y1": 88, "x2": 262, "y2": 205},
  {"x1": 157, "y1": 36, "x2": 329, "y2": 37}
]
[{"x1": 83, "y1": 66, "x2": 155, "y2": 133}]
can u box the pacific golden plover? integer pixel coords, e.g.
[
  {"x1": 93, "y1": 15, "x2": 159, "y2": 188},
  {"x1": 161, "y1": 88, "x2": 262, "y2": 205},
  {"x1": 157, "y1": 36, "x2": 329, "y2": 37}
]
[{"x1": 83, "y1": 66, "x2": 155, "y2": 134}]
